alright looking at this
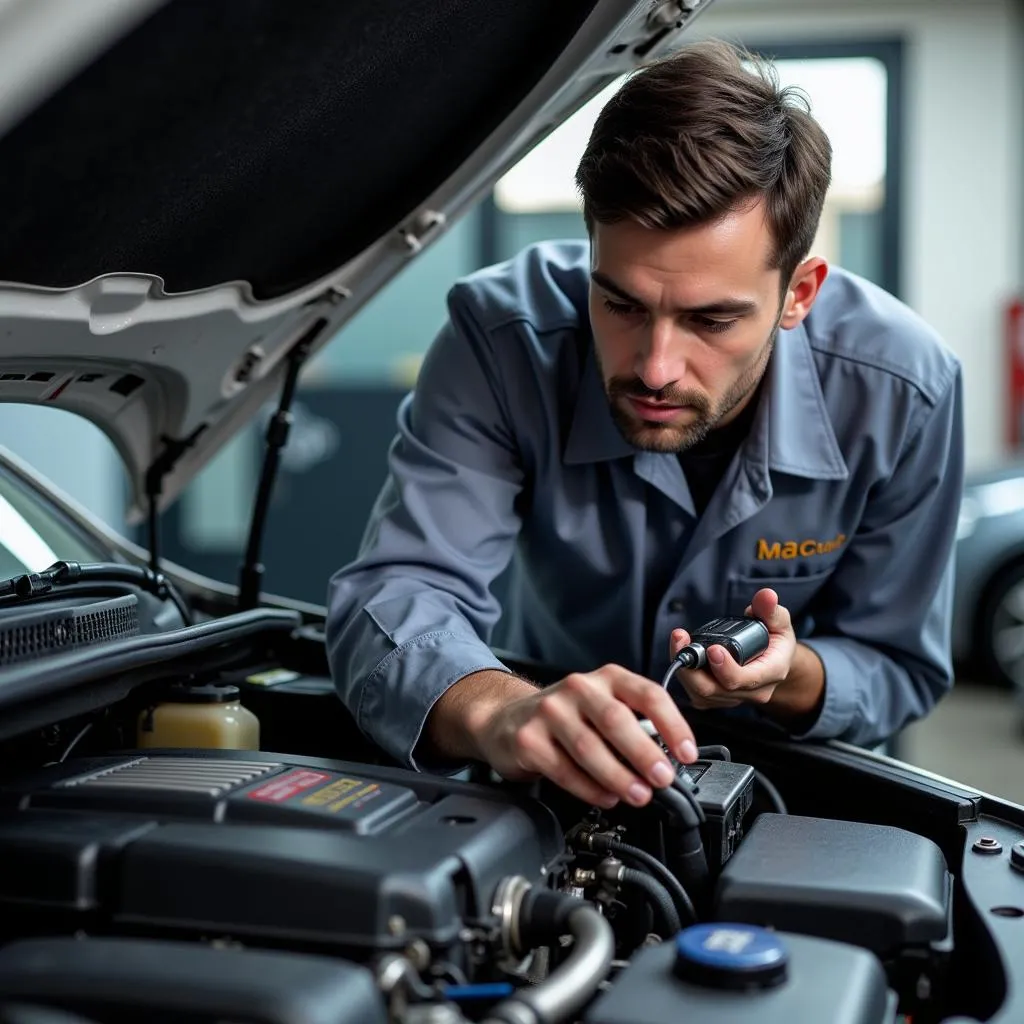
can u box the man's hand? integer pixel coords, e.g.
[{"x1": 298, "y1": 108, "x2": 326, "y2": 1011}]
[
  {"x1": 669, "y1": 588, "x2": 825, "y2": 722},
  {"x1": 424, "y1": 665, "x2": 698, "y2": 809}
]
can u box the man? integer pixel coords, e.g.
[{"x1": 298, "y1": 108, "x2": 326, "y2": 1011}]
[{"x1": 325, "y1": 40, "x2": 964, "y2": 812}]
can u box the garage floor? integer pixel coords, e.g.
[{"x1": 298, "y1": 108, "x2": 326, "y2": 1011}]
[{"x1": 901, "y1": 682, "x2": 1023, "y2": 805}]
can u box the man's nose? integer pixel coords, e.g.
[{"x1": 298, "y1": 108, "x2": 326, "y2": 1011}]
[{"x1": 634, "y1": 319, "x2": 683, "y2": 392}]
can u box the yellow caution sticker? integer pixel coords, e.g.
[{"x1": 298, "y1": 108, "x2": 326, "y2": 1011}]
[{"x1": 301, "y1": 777, "x2": 382, "y2": 813}]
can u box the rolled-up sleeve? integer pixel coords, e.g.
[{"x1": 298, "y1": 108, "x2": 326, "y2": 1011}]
[
  {"x1": 796, "y1": 364, "x2": 965, "y2": 748},
  {"x1": 325, "y1": 287, "x2": 525, "y2": 769}
]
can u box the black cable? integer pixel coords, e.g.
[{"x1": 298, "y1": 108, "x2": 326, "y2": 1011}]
[
  {"x1": 619, "y1": 867, "x2": 681, "y2": 937},
  {"x1": 754, "y1": 768, "x2": 788, "y2": 814},
  {"x1": 0, "y1": 561, "x2": 192, "y2": 626},
  {"x1": 63, "y1": 562, "x2": 192, "y2": 627},
  {"x1": 660, "y1": 652, "x2": 693, "y2": 691},
  {"x1": 589, "y1": 836, "x2": 697, "y2": 925},
  {"x1": 60, "y1": 562, "x2": 192, "y2": 626}
]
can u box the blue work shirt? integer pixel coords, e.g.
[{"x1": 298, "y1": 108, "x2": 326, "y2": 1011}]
[{"x1": 325, "y1": 240, "x2": 965, "y2": 769}]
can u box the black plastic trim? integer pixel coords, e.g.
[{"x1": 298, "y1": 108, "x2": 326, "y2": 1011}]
[{"x1": 0, "y1": 610, "x2": 302, "y2": 743}]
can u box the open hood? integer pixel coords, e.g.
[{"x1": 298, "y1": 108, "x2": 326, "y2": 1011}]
[{"x1": 0, "y1": 0, "x2": 713, "y2": 523}]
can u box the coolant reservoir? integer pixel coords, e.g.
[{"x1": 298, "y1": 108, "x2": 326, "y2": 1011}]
[{"x1": 137, "y1": 683, "x2": 260, "y2": 750}]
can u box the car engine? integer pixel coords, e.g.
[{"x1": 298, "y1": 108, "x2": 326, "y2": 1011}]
[
  {"x1": 0, "y1": 582, "x2": 1016, "y2": 1024},
  {"x1": 0, "y1": 739, "x2": 954, "y2": 1024}
]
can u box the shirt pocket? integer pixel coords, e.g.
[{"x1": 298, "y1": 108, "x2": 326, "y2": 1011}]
[{"x1": 725, "y1": 569, "x2": 833, "y2": 623}]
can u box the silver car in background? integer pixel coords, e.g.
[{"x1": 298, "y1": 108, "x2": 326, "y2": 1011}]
[{"x1": 953, "y1": 461, "x2": 1024, "y2": 700}]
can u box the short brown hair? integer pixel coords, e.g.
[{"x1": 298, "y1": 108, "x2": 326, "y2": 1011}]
[{"x1": 575, "y1": 39, "x2": 832, "y2": 286}]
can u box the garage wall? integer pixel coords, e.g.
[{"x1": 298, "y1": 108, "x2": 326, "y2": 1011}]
[{"x1": 691, "y1": 0, "x2": 1024, "y2": 472}]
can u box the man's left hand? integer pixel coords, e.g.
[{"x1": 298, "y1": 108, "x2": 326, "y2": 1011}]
[{"x1": 669, "y1": 588, "x2": 798, "y2": 710}]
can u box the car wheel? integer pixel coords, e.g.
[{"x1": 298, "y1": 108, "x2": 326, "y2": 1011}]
[{"x1": 978, "y1": 561, "x2": 1024, "y2": 697}]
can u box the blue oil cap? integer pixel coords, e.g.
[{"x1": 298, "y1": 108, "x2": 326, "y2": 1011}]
[{"x1": 674, "y1": 923, "x2": 788, "y2": 990}]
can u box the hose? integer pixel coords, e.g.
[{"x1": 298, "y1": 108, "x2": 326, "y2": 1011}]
[
  {"x1": 651, "y1": 783, "x2": 710, "y2": 898},
  {"x1": 664, "y1": 815, "x2": 711, "y2": 916},
  {"x1": 587, "y1": 836, "x2": 696, "y2": 925},
  {"x1": 483, "y1": 886, "x2": 615, "y2": 1024},
  {"x1": 652, "y1": 777, "x2": 705, "y2": 828},
  {"x1": 618, "y1": 867, "x2": 681, "y2": 936},
  {"x1": 3, "y1": 560, "x2": 194, "y2": 626}
]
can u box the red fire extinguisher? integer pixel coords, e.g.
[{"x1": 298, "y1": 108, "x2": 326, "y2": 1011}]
[{"x1": 1007, "y1": 298, "x2": 1024, "y2": 451}]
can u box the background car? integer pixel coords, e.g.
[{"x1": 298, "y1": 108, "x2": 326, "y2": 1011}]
[{"x1": 953, "y1": 461, "x2": 1024, "y2": 700}]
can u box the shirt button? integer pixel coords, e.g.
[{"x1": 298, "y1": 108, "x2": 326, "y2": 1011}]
[{"x1": 668, "y1": 599, "x2": 685, "y2": 613}]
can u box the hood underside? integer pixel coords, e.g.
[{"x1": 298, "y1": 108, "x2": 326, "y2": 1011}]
[{"x1": 0, "y1": 0, "x2": 713, "y2": 521}]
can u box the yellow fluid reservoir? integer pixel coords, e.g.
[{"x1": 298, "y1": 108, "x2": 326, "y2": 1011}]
[{"x1": 136, "y1": 683, "x2": 260, "y2": 750}]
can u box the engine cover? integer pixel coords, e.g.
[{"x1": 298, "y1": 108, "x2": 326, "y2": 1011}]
[
  {"x1": 0, "y1": 750, "x2": 563, "y2": 957},
  {"x1": 0, "y1": 936, "x2": 388, "y2": 1024}
]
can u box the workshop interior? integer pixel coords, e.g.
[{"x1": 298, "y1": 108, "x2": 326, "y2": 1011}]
[{"x1": 0, "y1": 1, "x2": 1022, "y2": 1023}]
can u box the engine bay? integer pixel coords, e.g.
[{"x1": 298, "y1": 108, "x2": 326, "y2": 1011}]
[
  {"x1": 0, "y1": 606, "x2": 1020, "y2": 1024},
  {"x1": 0, "y1": 746, "x2": 944, "y2": 1024}
]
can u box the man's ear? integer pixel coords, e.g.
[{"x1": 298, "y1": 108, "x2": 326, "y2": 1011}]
[{"x1": 780, "y1": 257, "x2": 828, "y2": 329}]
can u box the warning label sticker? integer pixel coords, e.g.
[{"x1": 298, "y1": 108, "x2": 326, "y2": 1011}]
[
  {"x1": 245, "y1": 769, "x2": 331, "y2": 803},
  {"x1": 233, "y1": 768, "x2": 415, "y2": 828},
  {"x1": 300, "y1": 777, "x2": 384, "y2": 815}
]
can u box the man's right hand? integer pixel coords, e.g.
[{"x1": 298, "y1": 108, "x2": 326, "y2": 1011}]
[{"x1": 423, "y1": 665, "x2": 698, "y2": 809}]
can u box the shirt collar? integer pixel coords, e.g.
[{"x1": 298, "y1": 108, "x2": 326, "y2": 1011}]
[
  {"x1": 563, "y1": 342, "x2": 635, "y2": 464},
  {"x1": 563, "y1": 323, "x2": 847, "y2": 481},
  {"x1": 759, "y1": 321, "x2": 848, "y2": 480}
]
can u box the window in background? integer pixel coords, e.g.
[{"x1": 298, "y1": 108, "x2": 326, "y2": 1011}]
[
  {"x1": 0, "y1": 459, "x2": 110, "y2": 577},
  {"x1": 0, "y1": 405, "x2": 130, "y2": 536},
  {"x1": 773, "y1": 55, "x2": 890, "y2": 287},
  {"x1": 487, "y1": 50, "x2": 894, "y2": 291}
]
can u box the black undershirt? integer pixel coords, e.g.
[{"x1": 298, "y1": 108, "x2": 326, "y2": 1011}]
[{"x1": 678, "y1": 381, "x2": 764, "y2": 517}]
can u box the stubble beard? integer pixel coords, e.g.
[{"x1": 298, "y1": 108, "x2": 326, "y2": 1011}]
[{"x1": 601, "y1": 327, "x2": 777, "y2": 454}]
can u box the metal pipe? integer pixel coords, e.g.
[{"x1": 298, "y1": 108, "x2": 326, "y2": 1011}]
[{"x1": 483, "y1": 886, "x2": 615, "y2": 1024}]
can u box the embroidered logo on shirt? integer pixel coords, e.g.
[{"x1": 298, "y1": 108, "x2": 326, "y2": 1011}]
[{"x1": 756, "y1": 533, "x2": 846, "y2": 561}]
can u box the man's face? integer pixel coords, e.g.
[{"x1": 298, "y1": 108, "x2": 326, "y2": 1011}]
[{"x1": 589, "y1": 203, "x2": 789, "y2": 453}]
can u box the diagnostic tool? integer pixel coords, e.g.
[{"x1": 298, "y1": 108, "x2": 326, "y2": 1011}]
[{"x1": 661, "y1": 616, "x2": 770, "y2": 690}]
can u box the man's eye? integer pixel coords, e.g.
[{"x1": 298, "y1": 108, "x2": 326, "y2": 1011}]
[
  {"x1": 603, "y1": 298, "x2": 644, "y2": 318},
  {"x1": 693, "y1": 315, "x2": 737, "y2": 334}
]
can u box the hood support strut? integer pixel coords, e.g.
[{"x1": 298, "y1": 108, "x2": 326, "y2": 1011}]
[
  {"x1": 144, "y1": 424, "x2": 207, "y2": 574},
  {"x1": 237, "y1": 316, "x2": 327, "y2": 611}
]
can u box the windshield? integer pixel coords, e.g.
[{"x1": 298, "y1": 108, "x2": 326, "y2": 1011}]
[{"x1": 0, "y1": 462, "x2": 110, "y2": 578}]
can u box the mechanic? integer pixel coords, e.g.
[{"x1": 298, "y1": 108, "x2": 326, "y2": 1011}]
[{"x1": 325, "y1": 40, "x2": 965, "y2": 812}]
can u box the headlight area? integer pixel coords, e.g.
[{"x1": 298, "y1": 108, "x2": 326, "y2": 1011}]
[{"x1": 0, "y1": 738, "x2": 956, "y2": 1024}]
